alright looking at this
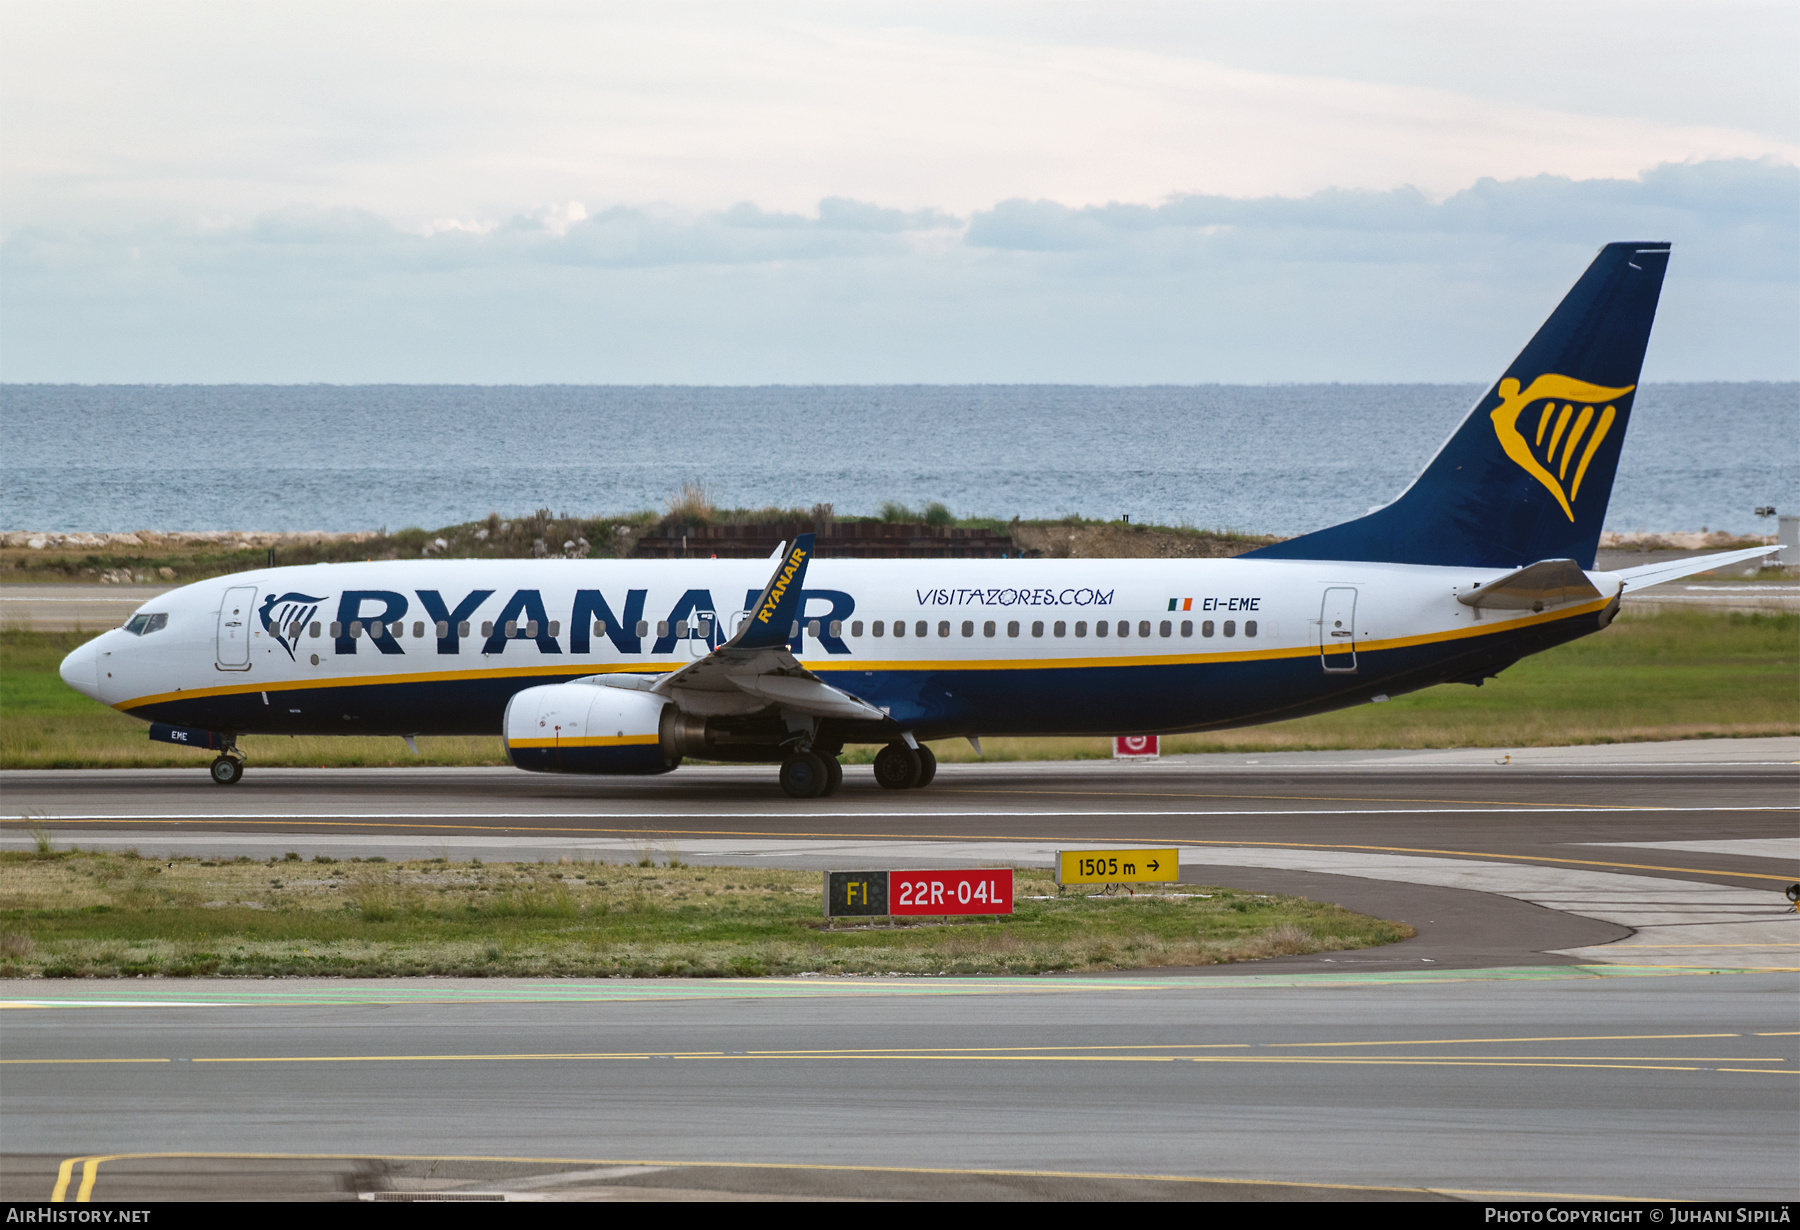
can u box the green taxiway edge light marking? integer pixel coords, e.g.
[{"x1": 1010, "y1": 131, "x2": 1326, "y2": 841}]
[{"x1": 0, "y1": 965, "x2": 1782, "y2": 1009}]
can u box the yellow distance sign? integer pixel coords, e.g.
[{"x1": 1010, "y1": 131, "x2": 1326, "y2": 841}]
[{"x1": 1056, "y1": 848, "x2": 1178, "y2": 885}]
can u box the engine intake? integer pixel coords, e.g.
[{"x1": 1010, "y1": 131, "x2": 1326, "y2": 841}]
[{"x1": 503, "y1": 682, "x2": 678, "y2": 775}]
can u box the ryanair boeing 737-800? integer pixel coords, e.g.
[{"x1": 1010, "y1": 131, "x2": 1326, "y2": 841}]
[{"x1": 59, "y1": 242, "x2": 1775, "y2": 796}]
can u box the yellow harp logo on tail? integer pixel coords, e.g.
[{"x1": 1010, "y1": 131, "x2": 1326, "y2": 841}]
[{"x1": 1489, "y1": 375, "x2": 1634, "y2": 521}]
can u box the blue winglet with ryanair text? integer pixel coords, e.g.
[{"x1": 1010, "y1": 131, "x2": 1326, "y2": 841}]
[
  {"x1": 731, "y1": 533, "x2": 816, "y2": 651},
  {"x1": 1248, "y1": 241, "x2": 1671, "y2": 570}
]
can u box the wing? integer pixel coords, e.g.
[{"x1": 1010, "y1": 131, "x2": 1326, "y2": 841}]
[{"x1": 625, "y1": 533, "x2": 886, "y2": 722}]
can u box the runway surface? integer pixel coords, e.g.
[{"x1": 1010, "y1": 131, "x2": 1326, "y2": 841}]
[{"x1": 3, "y1": 740, "x2": 1796, "y2": 1200}]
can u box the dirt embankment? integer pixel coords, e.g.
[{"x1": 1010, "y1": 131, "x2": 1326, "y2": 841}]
[{"x1": 1010, "y1": 523, "x2": 1280, "y2": 559}]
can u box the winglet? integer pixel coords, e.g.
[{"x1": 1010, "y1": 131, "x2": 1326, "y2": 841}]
[{"x1": 731, "y1": 533, "x2": 814, "y2": 650}]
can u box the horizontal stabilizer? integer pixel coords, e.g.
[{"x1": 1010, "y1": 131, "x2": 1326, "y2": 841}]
[
  {"x1": 1614, "y1": 546, "x2": 1778, "y2": 591},
  {"x1": 1457, "y1": 559, "x2": 1601, "y2": 612}
]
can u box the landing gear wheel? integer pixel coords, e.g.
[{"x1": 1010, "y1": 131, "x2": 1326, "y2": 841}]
[
  {"x1": 822, "y1": 756, "x2": 844, "y2": 796},
  {"x1": 779, "y1": 751, "x2": 830, "y2": 799},
  {"x1": 913, "y1": 744, "x2": 937, "y2": 788},
  {"x1": 873, "y1": 743, "x2": 921, "y2": 791},
  {"x1": 209, "y1": 755, "x2": 244, "y2": 786}
]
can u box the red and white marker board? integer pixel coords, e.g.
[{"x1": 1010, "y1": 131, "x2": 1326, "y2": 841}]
[{"x1": 1113, "y1": 735, "x2": 1159, "y2": 758}]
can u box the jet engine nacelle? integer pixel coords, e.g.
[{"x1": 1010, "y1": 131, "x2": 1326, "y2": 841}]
[{"x1": 503, "y1": 682, "x2": 678, "y2": 775}]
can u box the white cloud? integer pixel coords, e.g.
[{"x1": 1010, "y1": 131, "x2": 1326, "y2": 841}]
[
  {"x1": 3, "y1": 2, "x2": 1795, "y2": 229},
  {"x1": 3, "y1": 161, "x2": 1792, "y2": 382}
]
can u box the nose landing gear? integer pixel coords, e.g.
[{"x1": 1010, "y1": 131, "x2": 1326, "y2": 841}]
[{"x1": 209, "y1": 753, "x2": 245, "y2": 786}]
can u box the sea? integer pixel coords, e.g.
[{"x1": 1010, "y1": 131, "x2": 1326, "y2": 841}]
[{"x1": 1, "y1": 384, "x2": 1794, "y2": 537}]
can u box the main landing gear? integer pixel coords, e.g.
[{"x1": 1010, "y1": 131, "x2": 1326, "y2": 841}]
[
  {"x1": 779, "y1": 750, "x2": 843, "y2": 799},
  {"x1": 873, "y1": 742, "x2": 936, "y2": 791}
]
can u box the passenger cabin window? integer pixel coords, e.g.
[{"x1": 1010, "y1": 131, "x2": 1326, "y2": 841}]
[
  {"x1": 481, "y1": 621, "x2": 493, "y2": 638},
  {"x1": 592, "y1": 620, "x2": 606, "y2": 637},
  {"x1": 961, "y1": 620, "x2": 974, "y2": 637},
  {"x1": 1138, "y1": 621, "x2": 1151, "y2": 638},
  {"x1": 1074, "y1": 621, "x2": 1086, "y2": 637},
  {"x1": 916, "y1": 621, "x2": 928, "y2": 637},
  {"x1": 656, "y1": 620, "x2": 669, "y2": 638},
  {"x1": 984, "y1": 620, "x2": 996, "y2": 637},
  {"x1": 636, "y1": 620, "x2": 650, "y2": 637},
  {"x1": 458, "y1": 621, "x2": 470, "y2": 638},
  {"x1": 1180, "y1": 620, "x2": 1193, "y2": 637},
  {"x1": 937, "y1": 621, "x2": 950, "y2": 637},
  {"x1": 1244, "y1": 620, "x2": 1257, "y2": 637},
  {"x1": 1202, "y1": 620, "x2": 1214, "y2": 637},
  {"x1": 873, "y1": 620, "x2": 885, "y2": 637},
  {"x1": 1095, "y1": 620, "x2": 1108, "y2": 637},
  {"x1": 1031, "y1": 620, "x2": 1045, "y2": 637},
  {"x1": 436, "y1": 621, "x2": 450, "y2": 638},
  {"x1": 851, "y1": 621, "x2": 864, "y2": 637},
  {"x1": 350, "y1": 621, "x2": 364, "y2": 637},
  {"x1": 1117, "y1": 621, "x2": 1129, "y2": 639},
  {"x1": 1223, "y1": 620, "x2": 1236, "y2": 637},
  {"x1": 830, "y1": 619, "x2": 843, "y2": 638},
  {"x1": 892, "y1": 620, "x2": 904, "y2": 638},
  {"x1": 1053, "y1": 621, "x2": 1067, "y2": 637},
  {"x1": 331, "y1": 622, "x2": 343, "y2": 637},
  {"x1": 807, "y1": 619, "x2": 820, "y2": 637},
  {"x1": 1007, "y1": 620, "x2": 1020, "y2": 637},
  {"x1": 310, "y1": 621, "x2": 321, "y2": 639},
  {"x1": 370, "y1": 621, "x2": 385, "y2": 638},
  {"x1": 1159, "y1": 620, "x2": 1172, "y2": 637}
]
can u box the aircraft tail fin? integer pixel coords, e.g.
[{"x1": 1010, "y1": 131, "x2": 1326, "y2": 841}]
[{"x1": 1247, "y1": 242, "x2": 1671, "y2": 570}]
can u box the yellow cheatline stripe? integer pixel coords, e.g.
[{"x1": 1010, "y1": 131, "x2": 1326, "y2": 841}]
[
  {"x1": 42, "y1": 1150, "x2": 1678, "y2": 1204},
  {"x1": 504, "y1": 734, "x2": 659, "y2": 749},
  {"x1": 114, "y1": 660, "x2": 663, "y2": 711},
  {"x1": 1755, "y1": 1032, "x2": 1800, "y2": 1037},
  {"x1": 115, "y1": 599, "x2": 1609, "y2": 712}
]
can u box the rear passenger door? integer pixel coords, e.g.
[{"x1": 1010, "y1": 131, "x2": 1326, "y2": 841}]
[{"x1": 1319, "y1": 587, "x2": 1358, "y2": 672}]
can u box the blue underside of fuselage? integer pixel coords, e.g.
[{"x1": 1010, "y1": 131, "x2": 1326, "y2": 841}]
[{"x1": 123, "y1": 610, "x2": 1600, "y2": 749}]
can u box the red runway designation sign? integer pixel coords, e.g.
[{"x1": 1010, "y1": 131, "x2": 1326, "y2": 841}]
[{"x1": 826, "y1": 869, "x2": 1014, "y2": 918}]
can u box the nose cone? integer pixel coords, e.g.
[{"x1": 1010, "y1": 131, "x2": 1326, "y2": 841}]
[{"x1": 59, "y1": 636, "x2": 103, "y2": 701}]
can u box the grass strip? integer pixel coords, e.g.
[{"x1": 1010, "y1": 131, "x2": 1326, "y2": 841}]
[
  {"x1": 3, "y1": 608, "x2": 1793, "y2": 768},
  {"x1": 0, "y1": 849, "x2": 1410, "y2": 978}
]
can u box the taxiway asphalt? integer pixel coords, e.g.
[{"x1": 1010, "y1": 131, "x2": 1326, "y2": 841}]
[{"x1": 2, "y1": 741, "x2": 1795, "y2": 1201}]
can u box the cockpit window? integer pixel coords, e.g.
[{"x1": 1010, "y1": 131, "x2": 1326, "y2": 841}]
[{"x1": 123, "y1": 613, "x2": 168, "y2": 636}]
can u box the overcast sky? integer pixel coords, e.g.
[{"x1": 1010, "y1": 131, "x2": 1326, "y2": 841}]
[{"x1": 3, "y1": 1, "x2": 1795, "y2": 382}]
